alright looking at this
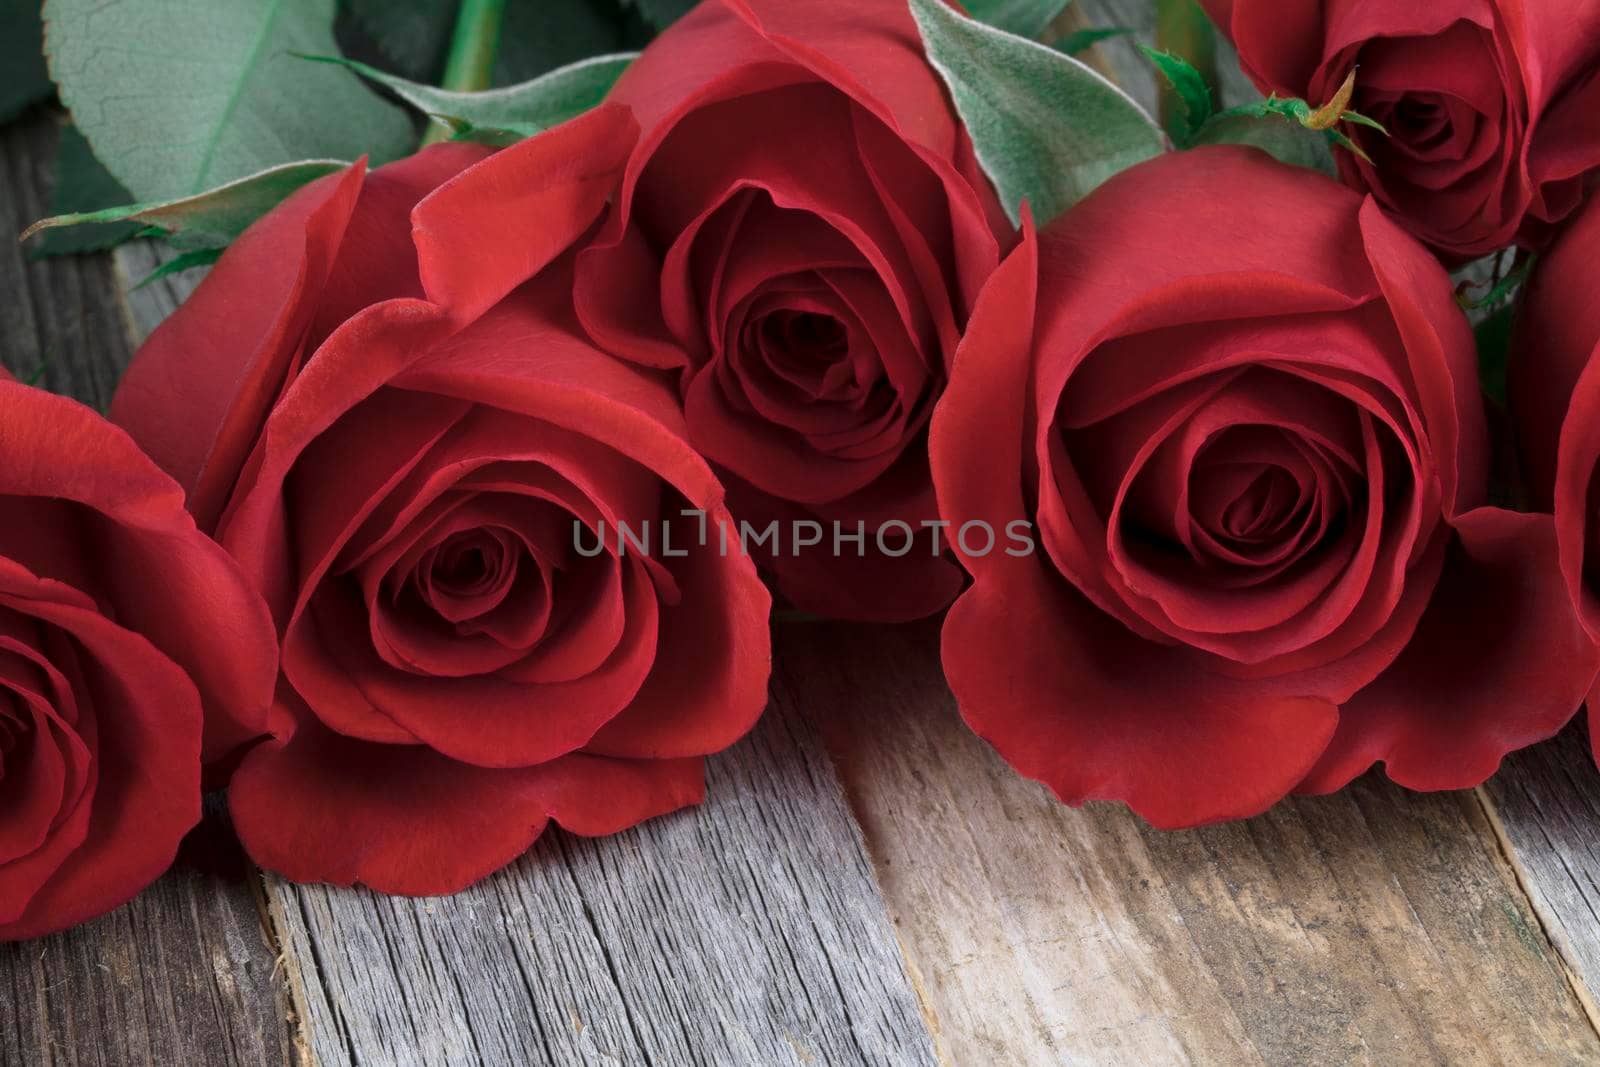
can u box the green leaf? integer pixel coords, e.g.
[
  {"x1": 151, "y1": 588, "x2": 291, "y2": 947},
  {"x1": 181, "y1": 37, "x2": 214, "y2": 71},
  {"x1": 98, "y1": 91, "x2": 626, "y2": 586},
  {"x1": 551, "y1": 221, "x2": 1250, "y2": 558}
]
[
  {"x1": 1054, "y1": 26, "x2": 1134, "y2": 55},
  {"x1": 443, "y1": 118, "x2": 543, "y2": 147},
  {"x1": 22, "y1": 159, "x2": 346, "y2": 250},
  {"x1": 133, "y1": 247, "x2": 225, "y2": 289},
  {"x1": 909, "y1": 0, "x2": 1165, "y2": 229},
  {"x1": 962, "y1": 0, "x2": 1074, "y2": 39},
  {"x1": 1199, "y1": 94, "x2": 1382, "y2": 167},
  {"x1": 1190, "y1": 112, "x2": 1335, "y2": 176},
  {"x1": 45, "y1": 0, "x2": 414, "y2": 201},
  {"x1": 622, "y1": 0, "x2": 696, "y2": 31},
  {"x1": 33, "y1": 125, "x2": 141, "y2": 257},
  {"x1": 1139, "y1": 45, "x2": 1212, "y2": 144},
  {"x1": 1, "y1": 0, "x2": 53, "y2": 123},
  {"x1": 303, "y1": 52, "x2": 635, "y2": 137}
]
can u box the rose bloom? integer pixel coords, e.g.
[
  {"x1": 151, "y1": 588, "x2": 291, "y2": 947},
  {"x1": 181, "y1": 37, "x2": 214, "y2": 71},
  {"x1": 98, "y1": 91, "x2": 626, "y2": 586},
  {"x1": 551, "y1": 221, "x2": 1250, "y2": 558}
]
[
  {"x1": 932, "y1": 147, "x2": 1596, "y2": 827},
  {"x1": 1200, "y1": 0, "x2": 1600, "y2": 260},
  {"x1": 574, "y1": 0, "x2": 1007, "y2": 622},
  {"x1": 0, "y1": 370, "x2": 274, "y2": 939},
  {"x1": 112, "y1": 108, "x2": 772, "y2": 894},
  {"x1": 1512, "y1": 194, "x2": 1600, "y2": 764}
]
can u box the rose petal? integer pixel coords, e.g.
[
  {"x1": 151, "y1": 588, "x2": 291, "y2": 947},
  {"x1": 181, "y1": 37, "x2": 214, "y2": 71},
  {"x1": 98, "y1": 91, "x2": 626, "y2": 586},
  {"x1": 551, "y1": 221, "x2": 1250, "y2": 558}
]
[
  {"x1": 229, "y1": 696, "x2": 703, "y2": 896},
  {"x1": 0, "y1": 382, "x2": 276, "y2": 764},
  {"x1": 413, "y1": 104, "x2": 638, "y2": 325},
  {"x1": 0, "y1": 567, "x2": 201, "y2": 941},
  {"x1": 1298, "y1": 507, "x2": 1599, "y2": 792},
  {"x1": 110, "y1": 162, "x2": 366, "y2": 529}
]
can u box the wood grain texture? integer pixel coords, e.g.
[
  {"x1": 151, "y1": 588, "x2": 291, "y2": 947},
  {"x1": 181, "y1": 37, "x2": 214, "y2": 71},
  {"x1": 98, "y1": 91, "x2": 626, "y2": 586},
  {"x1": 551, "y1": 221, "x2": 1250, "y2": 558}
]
[
  {"x1": 0, "y1": 810, "x2": 298, "y2": 1067},
  {"x1": 269, "y1": 698, "x2": 937, "y2": 1067},
  {"x1": 113, "y1": 240, "x2": 207, "y2": 346},
  {"x1": 0, "y1": 110, "x2": 134, "y2": 404},
  {"x1": 1485, "y1": 726, "x2": 1600, "y2": 1022},
  {"x1": 790, "y1": 620, "x2": 1600, "y2": 1066},
  {"x1": 0, "y1": 109, "x2": 297, "y2": 1067}
]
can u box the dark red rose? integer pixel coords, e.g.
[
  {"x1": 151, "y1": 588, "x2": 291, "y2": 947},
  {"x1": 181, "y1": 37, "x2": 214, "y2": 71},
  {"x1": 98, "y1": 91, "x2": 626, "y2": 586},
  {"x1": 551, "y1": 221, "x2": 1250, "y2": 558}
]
[
  {"x1": 0, "y1": 371, "x2": 274, "y2": 939},
  {"x1": 932, "y1": 147, "x2": 1596, "y2": 827},
  {"x1": 112, "y1": 108, "x2": 773, "y2": 895},
  {"x1": 1511, "y1": 194, "x2": 1600, "y2": 765},
  {"x1": 570, "y1": 0, "x2": 1007, "y2": 622},
  {"x1": 1201, "y1": 0, "x2": 1600, "y2": 260}
]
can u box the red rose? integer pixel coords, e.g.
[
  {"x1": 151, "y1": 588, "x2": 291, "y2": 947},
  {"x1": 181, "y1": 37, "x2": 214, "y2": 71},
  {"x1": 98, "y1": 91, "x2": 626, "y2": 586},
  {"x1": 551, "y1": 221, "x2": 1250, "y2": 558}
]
[
  {"x1": 1511, "y1": 194, "x2": 1600, "y2": 764},
  {"x1": 111, "y1": 108, "x2": 773, "y2": 894},
  {"x1": 932, "y1": 147, "x2": 1596, "y2": 827},
  {"x1": 570, "y1": 0, "x2": 1007, "y2": 622},
  {"x1": 0, "y1": 372, "x2": 274, "y2": 939},
  {"x1": 1200, "y1": 0, "x2": 1600, "y2": 260}
]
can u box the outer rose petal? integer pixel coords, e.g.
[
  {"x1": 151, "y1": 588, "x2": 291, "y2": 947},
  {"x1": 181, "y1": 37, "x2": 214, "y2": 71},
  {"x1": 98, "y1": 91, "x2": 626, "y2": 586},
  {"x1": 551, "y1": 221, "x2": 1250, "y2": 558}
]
[
  {"x1": 1195, "y1": 0, "x2": 1326, "y2": 97},
  {"x1": 109, "y1": 163, "x2": 366, "y2": 529},
  {"x1": 1298, "y1": 508, "x2": 1599, "y2": 793},
  {"x1": 229, "y1": 697, "x2": 703, "y2": 896},
  {"x1": 1511, "y1": 194, "x2": 1600, "y2": 509},
  {"x1": 609, "y1": 0, "x2": 970, "y2": 171},
  {"x1": 944, "y1": 567, "x2": 1339, "y2": 828},
  {"x1": 413, "y1": 104, "x2": 639, "y2": 324},
  {"x1": 112, "y1": 144, "x2": 494, "y2": 533},
  {"x1": 1357, "y1": 198, "x2": 1488, "y2": 517},
  {"x1": 0, "y1": 567, "x2": 202, "y2": 941},
  {"x1": 932, "y1": 214, "x2": 1338, "y2": 827},
  {"x1": 0, "y1": 381, "x2": 275, "y2": 764}
]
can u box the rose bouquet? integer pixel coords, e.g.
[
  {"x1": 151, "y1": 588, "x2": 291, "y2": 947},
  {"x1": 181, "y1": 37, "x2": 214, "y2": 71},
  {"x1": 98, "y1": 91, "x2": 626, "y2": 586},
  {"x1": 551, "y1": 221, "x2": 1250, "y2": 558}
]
[{"x1": 5, "y1": 0, "x2": 1600, "y2": 938}]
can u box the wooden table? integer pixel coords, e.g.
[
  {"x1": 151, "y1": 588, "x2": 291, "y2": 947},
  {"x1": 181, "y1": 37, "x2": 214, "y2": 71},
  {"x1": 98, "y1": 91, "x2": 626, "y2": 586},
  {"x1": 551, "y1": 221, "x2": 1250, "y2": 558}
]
[{"x1": 3, "y1": 4, "x2": 1599, "y2": 1062}]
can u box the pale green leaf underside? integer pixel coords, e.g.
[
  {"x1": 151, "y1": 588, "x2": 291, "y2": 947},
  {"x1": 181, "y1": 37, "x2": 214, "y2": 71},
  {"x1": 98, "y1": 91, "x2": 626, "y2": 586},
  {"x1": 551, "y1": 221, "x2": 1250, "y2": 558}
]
[
  {"x1": 22, "y1": 159, "x2": 346, "y2": 250},
  {"x1": 1192, "y1": 113, "x2": 1336, "y2": 176},
  {"x1": 307, "y1": 53, "x2": 638, "y2": 138},
  {"x1": 962, "y1": 0, "x2": 1075, "y2": 40},
  {"x1": 909, "y1": 0, "x2": 1165, "y2": 229},
  {"x1": 43, "y1": 0, "x2": 414, "y2": 201}
]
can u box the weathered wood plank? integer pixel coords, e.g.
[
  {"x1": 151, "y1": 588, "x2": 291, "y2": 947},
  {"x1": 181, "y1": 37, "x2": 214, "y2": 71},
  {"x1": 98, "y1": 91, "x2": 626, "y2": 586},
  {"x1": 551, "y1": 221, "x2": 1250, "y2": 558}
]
[
  {"x1": 0, "y1": 807, "x2": 300, "y2": 1067},
  {"x1": 791, "y1": 620, "x2": 1600, "y2": 1066},
  {"x1": 0, "y1": 109, "x2": 298, "y2": 1067},
  {"x1": 113, "y1": 240, "x2": 207, "y2": 346},
  {"x1": 269, "y1": 697, "x2": 937, "y2": 1067},
  {"x1": 1485, "y1": 727, "x2": 1600, "y2": 1020},
  {"x1": 0, "y1": 111, "x2": 134, "y2": 407}
]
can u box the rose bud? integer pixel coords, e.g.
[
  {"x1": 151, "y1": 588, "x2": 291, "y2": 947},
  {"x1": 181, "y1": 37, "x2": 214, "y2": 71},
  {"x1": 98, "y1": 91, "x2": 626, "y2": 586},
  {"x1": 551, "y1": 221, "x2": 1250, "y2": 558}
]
[
  {"x1": 568, "y1": 0, "x2": 1007, "y2": 622},
  {"x1": 932, "y1": 147, "x2": 1596, "y2": 827},
  {"x1": 111, "y1": 107, "x2": 773, "y2": 895},
  {"x1": 0, "y1": 371, "x2": 275, "y2": 939},
  {"x1": 1511, "y1": 194, "x2": 1600, "y2": 764},
  {"x1": 1200, "y1": 0, "x2": 1600, "y2": 261}
]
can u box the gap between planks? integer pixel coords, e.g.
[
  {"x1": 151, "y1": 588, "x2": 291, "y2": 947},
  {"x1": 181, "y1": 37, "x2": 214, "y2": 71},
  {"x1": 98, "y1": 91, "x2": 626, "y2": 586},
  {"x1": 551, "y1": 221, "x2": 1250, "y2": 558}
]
[{"x1": 1476, "y1": 786, "x2": 1600, "y2": 1035}]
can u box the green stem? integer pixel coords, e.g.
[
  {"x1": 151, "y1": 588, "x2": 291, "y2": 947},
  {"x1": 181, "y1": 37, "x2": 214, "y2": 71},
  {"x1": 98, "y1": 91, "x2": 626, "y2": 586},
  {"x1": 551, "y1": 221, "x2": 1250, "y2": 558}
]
[
  {"x1": 421, "y1": 0, "x2": 507, "y2": 145},
  {"x1": 1155, "y1": 0, "x2": 1218, "y2": 132}
]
